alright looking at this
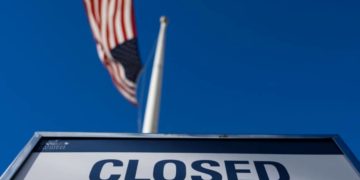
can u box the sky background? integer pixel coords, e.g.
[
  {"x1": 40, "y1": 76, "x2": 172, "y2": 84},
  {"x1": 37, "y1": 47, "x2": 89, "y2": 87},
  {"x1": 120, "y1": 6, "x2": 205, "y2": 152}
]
[{"x1": 1, "y1": 0, "x2": 360, "y2": 174}]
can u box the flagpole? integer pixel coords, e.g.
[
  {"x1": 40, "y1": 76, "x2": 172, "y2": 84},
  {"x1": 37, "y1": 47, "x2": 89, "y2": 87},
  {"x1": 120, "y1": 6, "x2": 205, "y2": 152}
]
[{"x1": 142, "y1": 16, "x2": 168, "y2": 133}]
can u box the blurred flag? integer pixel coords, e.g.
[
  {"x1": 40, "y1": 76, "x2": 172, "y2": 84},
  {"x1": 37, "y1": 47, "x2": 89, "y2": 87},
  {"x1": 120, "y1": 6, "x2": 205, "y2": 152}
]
[{"x1": 84, "y1": 0, "x2": 142, "y2": 105}]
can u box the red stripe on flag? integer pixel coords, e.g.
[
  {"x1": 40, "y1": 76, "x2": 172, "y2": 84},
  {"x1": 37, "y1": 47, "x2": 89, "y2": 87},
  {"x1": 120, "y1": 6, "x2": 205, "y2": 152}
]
[
  {"x1": 113, "y1": 0, "x2": 119, "y2": 45},
  {"x1": 120, "y1": 0, "x2": 128, "y2": 40},
  {"x1": 98, "y1": 0, "x2": 102, "y2": 30},
  {"x1": 103, "y1": 0, "x2": 110, "y2": 50},
  {"x1": 91, "y1": 0, "x2": 99, "y2": 29},
  {"x1": 131, "y1": 0, "x2": 137, "y2": 37}
]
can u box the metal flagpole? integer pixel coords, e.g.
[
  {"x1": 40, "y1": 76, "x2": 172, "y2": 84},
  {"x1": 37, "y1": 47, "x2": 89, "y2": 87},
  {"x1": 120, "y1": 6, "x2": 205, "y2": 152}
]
[{"x1": 142, "y1": 16, "x2": 168, "y2": 133}]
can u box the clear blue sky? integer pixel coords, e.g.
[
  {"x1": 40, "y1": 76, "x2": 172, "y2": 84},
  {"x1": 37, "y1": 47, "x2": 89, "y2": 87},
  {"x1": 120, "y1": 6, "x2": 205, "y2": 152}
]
[{"x1": 0, "y1": 0, "x2": 359, "y2": 174}]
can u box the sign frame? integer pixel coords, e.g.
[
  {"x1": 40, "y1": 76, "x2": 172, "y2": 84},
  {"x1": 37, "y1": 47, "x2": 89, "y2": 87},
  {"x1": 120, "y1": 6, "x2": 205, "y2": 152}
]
[{"x1": 2, "y1": 132, "x2": 360, "y2": 179}]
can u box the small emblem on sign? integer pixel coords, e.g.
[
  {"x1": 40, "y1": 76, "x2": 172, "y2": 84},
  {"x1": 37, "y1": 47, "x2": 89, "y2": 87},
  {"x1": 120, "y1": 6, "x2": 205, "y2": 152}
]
[{"x1": 39, "y1": 140, "x2": 69, "y2": 151}]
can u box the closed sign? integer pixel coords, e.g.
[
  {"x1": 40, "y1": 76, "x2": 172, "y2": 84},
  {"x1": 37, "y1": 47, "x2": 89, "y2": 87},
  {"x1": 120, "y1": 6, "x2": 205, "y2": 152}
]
[{"x1": 2, "y1": 133, "x2": 360, "y2": 180}]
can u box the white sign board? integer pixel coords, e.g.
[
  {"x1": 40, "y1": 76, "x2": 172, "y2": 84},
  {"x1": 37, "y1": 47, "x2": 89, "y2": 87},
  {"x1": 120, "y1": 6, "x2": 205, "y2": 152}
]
[{"x1": 2, "y1": 132, "x2": 360, "y2": 180}]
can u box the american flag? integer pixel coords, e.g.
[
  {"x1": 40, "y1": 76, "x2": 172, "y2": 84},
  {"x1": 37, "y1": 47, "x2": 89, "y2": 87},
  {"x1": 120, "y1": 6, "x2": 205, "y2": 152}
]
[{"x1": 83, "y1": 0, "x2": 142, "y2": 105}]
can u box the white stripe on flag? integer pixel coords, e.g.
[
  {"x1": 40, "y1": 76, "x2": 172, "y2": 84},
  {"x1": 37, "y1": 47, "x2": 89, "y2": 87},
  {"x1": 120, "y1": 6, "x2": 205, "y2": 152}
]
[
  {"x1": 108, "y1": 0, "x2": 117, "y2": 49},
  {"x1": 95, "y1": 44, "x2": 105, "y2": 63},
  {"x1": 100, "y1": 0, "x2": 112, "y2": 59},
  {"x1": 124, "y1": 0, "x2": 134, "y2": 39},
  {"x1": 115, "y1": 0, "x2": 125, "y2": 44}
]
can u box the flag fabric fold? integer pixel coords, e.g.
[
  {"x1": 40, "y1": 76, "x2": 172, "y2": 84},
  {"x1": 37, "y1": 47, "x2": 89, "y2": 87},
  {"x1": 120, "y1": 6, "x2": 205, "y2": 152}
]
[{"x1": 84, "y1": 0, "x2": 142, "y2": 105}]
